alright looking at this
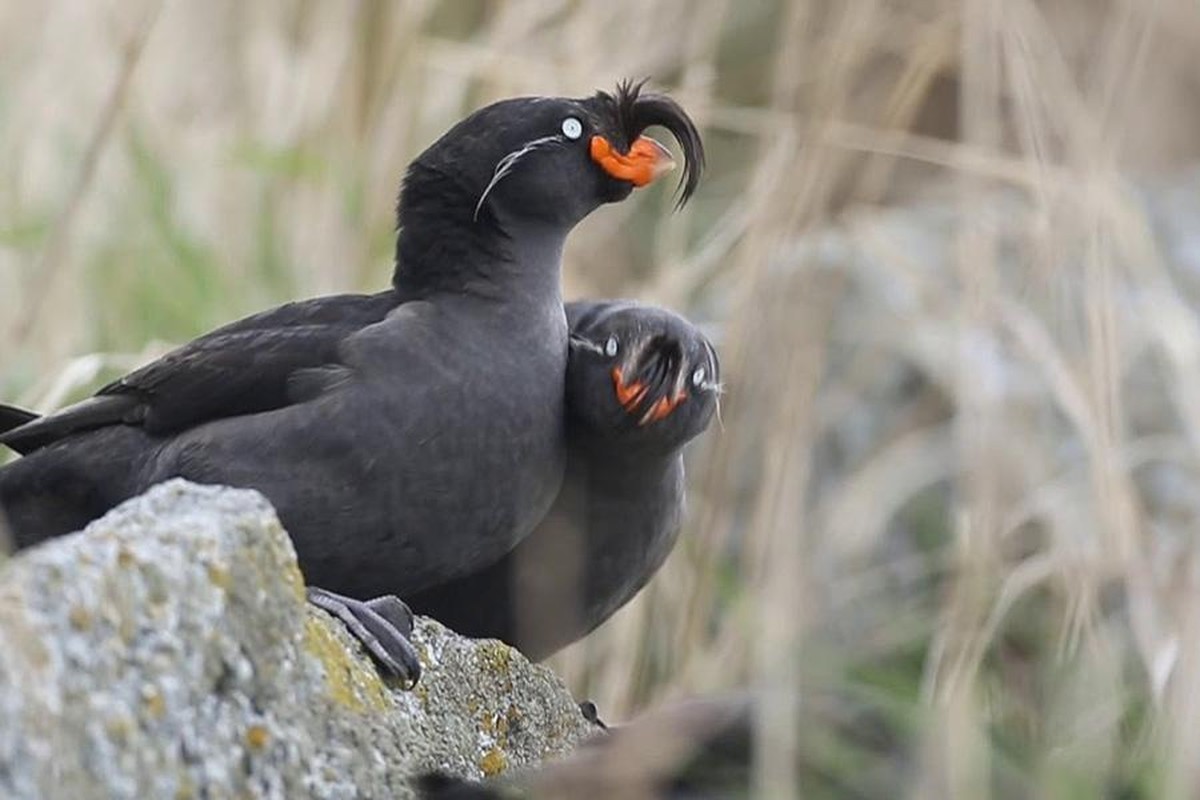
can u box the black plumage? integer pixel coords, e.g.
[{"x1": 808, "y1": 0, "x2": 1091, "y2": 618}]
[
  {"x1": 0, "y1": 83, "x2": 704, "y2": 681},
  {"x1": 408, "y1": 301, "x2": 719, "y2": 660}
]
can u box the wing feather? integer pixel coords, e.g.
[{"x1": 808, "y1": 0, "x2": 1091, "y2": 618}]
[{"x1": 1, "y1": 291, "x2": 397, "y2": 454}]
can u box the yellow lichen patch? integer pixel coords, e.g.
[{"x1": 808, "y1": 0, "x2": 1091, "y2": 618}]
[
  {"x1": 280, "y1": 560, "x2": 306, "y2": 604},
  {"x1": 411, "y1": 679, "x2": 431, "y2": 710},
  {"x1": 68, "y1": 605, "x2": 92, "y2": 631},
  {"x1": 304, "y1": 614, "x2": 390, "y2": 712},
  {"x1": 0, "y1": 603, "x2": 51, "y2": 669},
  {"x1": 260, "y1": 520, "x2": 307, "y2": 603},
  {"x1": 117, "y1": 611, "x2": 136, "y2": 645},
  {"x1": 142, "y1": 687, "x2": 166, "y2": 720},
  {"x1": 206, "y1": 563, "x2": 232, "y2": 591},
  {"x1": 105, "y1": 715, "x2": 133, "y2": 744},
  {"x1": 475, "y1": 641, "x2": 513, "y2": 675},
  {"x1": 244, "y1": 724, "x2": 270, "y2": 751},
  {"x1": 504, "y1": 706, "x2": 522, "y2": 738},
  {"x1": 479, "y1": 706, "x2": 521, "y2": 750},
  {"x1": 480, "y1": 747, "x2": 508, "y2": 777}
]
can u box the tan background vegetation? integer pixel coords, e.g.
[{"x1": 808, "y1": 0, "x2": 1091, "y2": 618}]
[{"x1": 4, "y1": 0, "x2": 1200, "y2": 794}]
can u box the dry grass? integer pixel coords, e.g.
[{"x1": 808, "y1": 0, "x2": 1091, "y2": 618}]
[{"x1": 4, "y1": 0, "x2": 1200, "y2": 795}]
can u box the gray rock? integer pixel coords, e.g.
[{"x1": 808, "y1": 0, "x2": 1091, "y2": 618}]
[{"x1": 0, "y1": 479, "x2": 592, "y2": 800}]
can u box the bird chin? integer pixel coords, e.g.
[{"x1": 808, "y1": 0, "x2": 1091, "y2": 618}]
[{"x1": 600, "y1": 178, "x2": 636, "y2": 204}]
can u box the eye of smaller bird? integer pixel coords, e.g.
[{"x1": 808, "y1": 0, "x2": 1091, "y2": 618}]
[
  {"x1": 604, "y1": 335, "x2": 619, "y2": 358},
  {"x1": 561, "y1": 117, "x2": 583, "y2": 140},
  {"x1": 691, "y1": 366, "x2": 706, "y2": 387}
]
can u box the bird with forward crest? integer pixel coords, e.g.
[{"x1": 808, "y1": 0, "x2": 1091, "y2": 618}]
[{"x1": 0, "y1": 80, "x2": 704, "y2": 685}]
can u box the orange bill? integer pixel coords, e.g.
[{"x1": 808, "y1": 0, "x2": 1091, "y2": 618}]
[
  {"x1": 613, "y1": 366, "x2": 688, "y2": 424},
  {"x1": 590, "y1": 135, "x2": 676, "y2": 187},
  {"x1": 639, "y1": 392, "x2": 687, "y2": 426},
  {"x1": 612, "y1": 367, "x2": 649, "y2": 410}
]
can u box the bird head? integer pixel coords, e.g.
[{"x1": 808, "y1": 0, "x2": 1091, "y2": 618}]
[
  {"x1": 394, "y1": 81, "x2": 703, "y2": 286},
  {"x1": 566, "y1": 301, "x2": 720, "y2": 453}
]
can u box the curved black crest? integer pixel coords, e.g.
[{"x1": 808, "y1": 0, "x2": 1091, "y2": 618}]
[{"x1": 593, "y1": 79, "x2": 706, "y2": 208}]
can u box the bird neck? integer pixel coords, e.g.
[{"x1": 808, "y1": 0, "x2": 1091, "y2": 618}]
[
  {"x1": 391, "y1": 177, "x2": 568, "y2": 306},
  {"x1": 569, "y1": 427, "x2": 680, "y2": 479}
]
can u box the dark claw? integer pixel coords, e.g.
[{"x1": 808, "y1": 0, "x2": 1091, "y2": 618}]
[
  {"x1": 307, "y1": 587, "x2": 422, "y2": 687},
  {"x1": 579, "y1": 700, "x2": 610, "y2": 732},
  {"x1": 365, "y1": 594, "x2": 415, "y2": 638}
]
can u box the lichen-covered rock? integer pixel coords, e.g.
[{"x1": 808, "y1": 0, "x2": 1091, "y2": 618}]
[{"x1": 0, "y1": 480, "x2": 592, "y2": 799}]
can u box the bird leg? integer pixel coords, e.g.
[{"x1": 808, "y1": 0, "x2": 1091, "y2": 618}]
[{"x1": 306, "y1": 587, "x2": 422, "y2": 687}]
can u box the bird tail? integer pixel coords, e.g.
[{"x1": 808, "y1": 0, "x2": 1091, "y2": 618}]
[
  {"x1": 0, "y1": 404, "x2": 39, "y2": 435},
  {"x1": 0, "y1": 404, "x2": 42, "y2": 455}
]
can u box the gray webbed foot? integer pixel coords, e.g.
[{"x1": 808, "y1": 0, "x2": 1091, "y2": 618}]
[{"x1": 307, "y1": 587, "x2": 422, "y2": 687}]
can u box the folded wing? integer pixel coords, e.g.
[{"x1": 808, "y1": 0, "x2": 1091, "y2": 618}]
[{"x1": 0, "y1": 291, "x2": 397, "y2": 454}]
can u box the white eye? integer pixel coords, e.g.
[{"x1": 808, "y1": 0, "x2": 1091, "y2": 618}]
[
  {"x1": 561, "y1": 116, "x2": 583, "y2": 140},
  {"x1": 691, "y1": 367, "x2": 706, "y2": 386},
  {"x1": 604, "y1": 335, "x2": 619, "y2": 357}
]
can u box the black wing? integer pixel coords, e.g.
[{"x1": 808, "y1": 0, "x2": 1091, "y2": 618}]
[
  {"x1": 0, "y1": 404, "x2": 38, "y2": 434},
  {"x1": 1, "y1": 290, "x2": 398, "y2": 454}
]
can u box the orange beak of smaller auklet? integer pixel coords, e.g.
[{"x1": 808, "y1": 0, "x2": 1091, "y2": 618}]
[
  {"x1": 590, "y1": 135, "x2": 677, "y2": 187},
  {"x1": 612, "y1": 367, "x2": 647, "y2": 410},
  {"x1": 611, "y1": 367, "x2": 688, "y2": 426}
]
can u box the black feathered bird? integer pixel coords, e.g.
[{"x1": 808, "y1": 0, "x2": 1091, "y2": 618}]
[
  {"x1": 0, "y1": 82, "x2": 704, "y2": 683},
  {"x1": 407, "y1": 300, "x2": 719, "y2": 660}
]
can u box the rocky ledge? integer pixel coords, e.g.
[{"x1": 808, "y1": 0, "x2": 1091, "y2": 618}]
[{"x1": 0, "y1": 480, "x2": 592, "y2": 800}]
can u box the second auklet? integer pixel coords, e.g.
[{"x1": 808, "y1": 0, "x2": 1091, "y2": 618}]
[{"x1": 408, "y1": 300, "x2": 720, "y2": 660}]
